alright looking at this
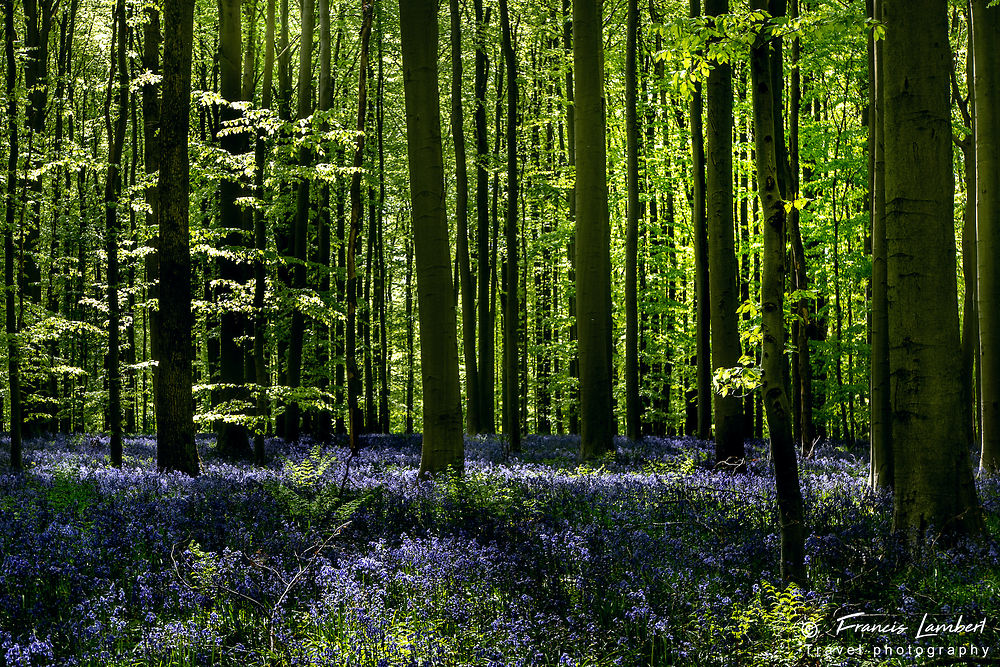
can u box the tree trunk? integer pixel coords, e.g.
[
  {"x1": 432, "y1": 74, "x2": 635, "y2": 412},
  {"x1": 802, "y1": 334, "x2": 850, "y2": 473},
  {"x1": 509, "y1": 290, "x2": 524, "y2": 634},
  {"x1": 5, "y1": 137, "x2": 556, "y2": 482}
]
[
  {"x1": 750, "y1": 6, "x2": 806, "y2": 583},
  {"x1": 973, "y1": 0, "x2": 1000, "y2": 471},
  {"x1": 4, "y1": 0, "x2": 23, "y2": 469},
  {"x1": 450, "y1": 0, "x2": 481, "y2": 435},
  {"x1": 347, "y1": 1, "x2": 374, "y2": 453},
  {"x1": 405, "y1": 236, "x2": 415, "y2": 435},
  {"x1": 690, "y1": 0, "x2": 711, "y2": 440},
  {"x1": 216, "y1": 0, "x2": 252, "y2": 457},
  {"x1": 474, "y1": 0, "x2": 494, "y2": 433},
  {"x1": 869, "y1": 0, "x2": 891, "y2": 485},
  {"x1": 705, "y1": 0, "x2": 744, "y2": 465},
  {"x1": 624, "y1": 0, "x2": 641, "y2": 441},
  {"x1": 252, "y1": 0, "x2": 276, "y2": 462},
  {"x1": 883, "y1": 0, "x2": 981, "y2": 540},
  {"x1": 562, "y1": 0, "x2": 580, "y2": 436},
  {"x1": 399, "y1": 0, "x2": 465, "y2": 477},
  {"x1": 499, "y1": 0, "x2": 520, "y2": 453},
  {"x1": 575, "y1": 0, "x2": 614, "y2": 459},
  {"x1": 157, "y1": 0, "x2": 200, "y2": 476},
  {"x1": 789, "y1": 0, "x2": 814, "y2": 457},
  {"x1": 284, "y1": 0, "x2": 315, "y2": 442},
  {"x1": 104, "y1": 0, "x2": 128, "y2": 466}
]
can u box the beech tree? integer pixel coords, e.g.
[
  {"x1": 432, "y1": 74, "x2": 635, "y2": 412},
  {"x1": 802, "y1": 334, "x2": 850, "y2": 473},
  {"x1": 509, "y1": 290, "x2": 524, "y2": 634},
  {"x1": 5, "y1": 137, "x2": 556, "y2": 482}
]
[
  {"x1": 750, "y1": 1, "x2": 806, "y2": 582},
  {"x1": 883, "y1": 0, "x2": 980, "y2": 540},
  {"x1": 973, "y1": 0, "x2": 1000, "y2": 472},
  {"x1": 4, "y1": 0, "x2": 22, "y2": 470},
  {"x1": 156, "y1": 0, "x2": 200, "y2": 476},
  {"x1": 705, "y1": 0, "x2": 743, "y2": 466},
  {"x1": 399, "y1": 0, "x2": 464, "y2": 477},
  {"x1": 575, "y1": 0, "x2": 614, "y2": 459}
]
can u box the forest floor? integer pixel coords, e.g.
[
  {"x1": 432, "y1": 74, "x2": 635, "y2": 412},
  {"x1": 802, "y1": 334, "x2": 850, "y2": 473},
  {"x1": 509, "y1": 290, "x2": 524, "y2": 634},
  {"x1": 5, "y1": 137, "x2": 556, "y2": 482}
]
[{"x1": 0, "y1": 432, "x2": 998, "y2": 666}]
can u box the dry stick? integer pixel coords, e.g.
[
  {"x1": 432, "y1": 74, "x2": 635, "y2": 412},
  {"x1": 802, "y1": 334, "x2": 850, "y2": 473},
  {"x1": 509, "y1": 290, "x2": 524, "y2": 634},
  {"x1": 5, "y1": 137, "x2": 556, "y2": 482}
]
[{"x1": 169, "y1": 450, "x2": 359, "y2": 652}]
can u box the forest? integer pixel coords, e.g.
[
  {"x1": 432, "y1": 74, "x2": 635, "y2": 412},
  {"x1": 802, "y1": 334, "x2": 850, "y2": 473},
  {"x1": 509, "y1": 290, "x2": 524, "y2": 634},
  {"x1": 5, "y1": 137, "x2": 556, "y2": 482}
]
[{"x1": 1, "y1": 0, "x2": 999, "y2": 663}]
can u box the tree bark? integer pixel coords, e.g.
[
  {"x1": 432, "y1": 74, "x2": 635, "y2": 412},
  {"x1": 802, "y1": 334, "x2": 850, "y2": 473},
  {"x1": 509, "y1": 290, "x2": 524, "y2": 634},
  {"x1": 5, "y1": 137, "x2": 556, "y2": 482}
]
[
  {"x1": 499, "y1": 0, "x2": 521, "y2": 452},
  {"x1": 217, "y1": 0, "x2": 253, "y2": 457},
  {"x1": 690, "y1": 0, "x2": 711, "y2": 440},
  {"x1": 474, "y1": 0, "x2": 494, "y2": 433},
  {"x1": 973, "y1": 0, "x2": 1000, "y2": 471},
  {"x1": 104, "y1": 0, "x2": 128, "y2": 466},
  {"x1": 399, "y1": 0, "x2": 465, "y2": 477},
  {"x1": 4, "y1": 0, "x2": 23, "y2": 469},
  {"x1": 575, "y1": 0, "x2": 614, "y2": 459},
  {"x1": 451, "y1": 0, "x2": 481, "y2": 435},
  {"x1": 750, "y1": 6, "x2": 806, "y2": 583},
  {"x1": 705, "y1": 0, "x2": 744, "y2": 465},
  {"x1": 883, "y1": 0, "x2": 981, "y2": 540},
  {"x1": 789, "y1": 0, "x2": 813, "y2": 456},
  {"x1": 869, "y1": 0, "x2": 891, "y2": 486},
  {"x1": 284, "y1": 0, "x2": 315, "y2": 442},
  {"x1": 624, "y1": 0, "x2": 641, "y2": 441},
  {"x1": 157, "y1": 0, "x2": 200, "y2": 476},
  {"x1": 347, "y1": 1, "x2": 374, "y2": 453},
  {"x1": 252, "y1": 0, "x2": 276, "y2": 462}
]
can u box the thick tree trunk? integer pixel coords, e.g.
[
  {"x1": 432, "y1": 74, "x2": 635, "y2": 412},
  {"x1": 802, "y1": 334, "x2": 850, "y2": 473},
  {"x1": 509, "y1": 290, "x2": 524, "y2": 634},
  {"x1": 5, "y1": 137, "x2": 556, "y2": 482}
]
[
  {"x1": 216, "y1": 0, "x2": 252, "y2": 457},
  {"x1": 4, "y1": 0, "x2": 23, "y2": 469},
  {"x1": 705, "y1": 0, "x2": 743, "y2": 465},
  {"x1": 399, "y1": 0, "x2": 465, "y2": 477},
  {"x1": 883, "y1": 0, "x2": 980, "y2": 540},
  {"x1": 750, "y1": 7, "x2": 806, "y2": 583},
  {"x1": 575, "y1": 0, "x2": 614, "y2": 459},
  {"x1": 157, "y1": 0, "x2": 200, "y2": 476},
  {"x1": 974, "y1": 0, "x2": 1000, "y2": 471}
]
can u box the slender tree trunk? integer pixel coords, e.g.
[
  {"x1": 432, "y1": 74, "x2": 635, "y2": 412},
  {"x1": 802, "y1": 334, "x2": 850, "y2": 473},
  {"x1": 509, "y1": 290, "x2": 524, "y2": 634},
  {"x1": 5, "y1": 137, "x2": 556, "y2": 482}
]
[
  {"x1": 883, "y1": 0, "x2": 981, "y2": 540},
  {"x1": 869, "y1": 0, "x2": 891, "y2": 486},
  {"x1": 689, "y1": 0, "x2": 711, "y2": 440},
  {"x1": 284, "y1": 0, "x2": 315, "y2": 442},
  {"x1": 957, "y1": 26, "x2": 978, "y2": 457},
  {"x1": 973, "y1": 0, "x2": 1000, "y2": 471},
  {"x1": 498, "y1": 0, "x2": 521, "y2": 452},
  {"x1": 750, "y1": 6, "x2": 806, "y2": 583},
  {"x1": 376, "y1": 8, "x2": 390, "y2": 433},
  {"x1": 251, "y1": 0, "x2": 276, "y2": 462},
  {"x1": 789, "y1": 0, "x2": 813, "y2": 455},
  {"x1": 575, "y1": 0, "x2": 614, "y2": 459},
  {"x1": 399, "y1": 0, "x2": 465, "y2": 477},
  {"x1": 4, "y1": 0, "x2": 23, "y2": 469},
  {"x1": 157, "y1": 0, "x2": 200, "y2": 476},
  {"x1": 705, "y1": 0, "x2": 744, "y2": 464},
  {"x1": 562, "y1": 0, "x2": 580, "y2": 436},
  {"x1": 104, "y1": 0, "x2": 128, "y2": 466},
  {"x1": 474, "y1": 0, "x2": 494, "y2": 433},
  {"x1": 347, "y1": 2, "x2": 374, "y2": 453},
  {"x1": 405, "y1": 235, "x2": 415, "y2": 435},
  {"x1": 450, "y1": 0, "x2": 481, "y2": 435},
  {"x1": 624, "y1": 0, "x2": 641, "y2": 440}
]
